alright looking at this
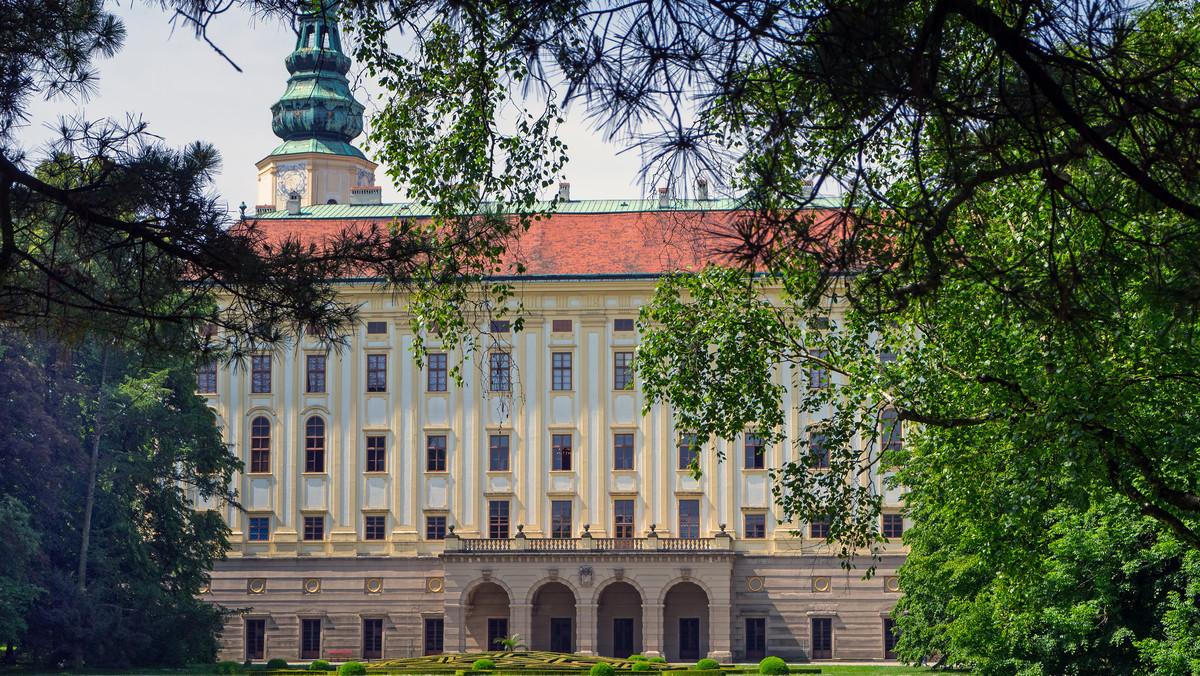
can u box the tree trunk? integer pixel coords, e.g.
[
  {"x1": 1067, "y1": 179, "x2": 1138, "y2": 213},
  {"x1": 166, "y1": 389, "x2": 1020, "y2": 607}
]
[{"x1": 73, "y1": 345, "x2": 109, "y2": 668}]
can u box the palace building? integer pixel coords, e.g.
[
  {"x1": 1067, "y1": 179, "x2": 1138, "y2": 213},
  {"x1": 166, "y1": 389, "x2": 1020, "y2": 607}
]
[{"x1": 198, "y1": 6, "x2": 906, "y2": 664}]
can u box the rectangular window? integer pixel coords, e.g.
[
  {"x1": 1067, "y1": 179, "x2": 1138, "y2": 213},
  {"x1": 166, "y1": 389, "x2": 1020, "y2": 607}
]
[
  {"x1": 810, "y1": 516, "x2": 830, "y2": 539},
  {"x1": 810, "y1": 432, "x2": 830, "y2": 469},
  {"x1": 427, "y1": 353, "x2": 448, "y2": 392},
  {"x1": 362, "y1": 618, "x2": 383, "y2": 660},
  {"x1": 744, "y1": 433, "x2": 765, "y2": 469},
  {"x1": 487, "y1": 618, "x2": 509, "y2": 652},
  {"x1": 489, "y1": 435, "x2": 510, "y2": 471},
  {"x1": 248, "y1": 517, "x2": 270, "y2": 541},
  {"x1": 745, "y1": 617, "x2": 766, "y2": 661},
  {"x1": 366, "y1": 321, "x2": 387, "y2": 334},
  {"x1": 365, "y1": 435, "x2": 386, "y2": 472},
  {"x1": 364, "y1": 514, "x2": 386, "y2": 540},
  {"x1": 488, "y1": 500, "x2": 510, "y2": 539},
  {"x1": 424, "y1": 618, "x2": 445, "y2": 656},
  {"x1": 744, "y1": 513, "x2": 766, "y2": 539},
  {"x1": 884, "y1": 617, "x2": 899, "y2": 659},
  {"x1": 613, "y1": 433, "x2": 634, "y2": 471},
  {"x1": 305, "y1": 323, "x2": 324, "y2": 338},
  {"x1": 552, "y1": 352, "x2": 572, "y2": 390},
  {"x1": 251, "y1": 354, "x2": 271, "y2": 393},
  {"x1": 197, "y1": 361, "x2": 217, "y2": 394},
  {"x1": 490, "y1": 352, "x2": 511, "y2": 391},
  {"x1": 882, "y1": 513, "x2": 904, "y2": 539},
  {"x1": 678, "y1": 434, "x2": 699, "y2": 470},
  {"x1": 678, "y1": 499, "x2": 700, "y2": 538},
  {"x1": 551, "y1": 500, "x2": 573, "y2": 538},
  {"x1": 425, "y1": 515, "x2": 447, "y2": 540},
  {"x1": 303, "y1": 515, "x2": 325, "y2": 541},
  {"x1": 301, "y1": 618, "x2": 321, "y2": 660},
  {"x1": 881, "y1": 409, "x2": 903, "y2": 453},
  {"x1": 367, "y1": 353, "x2": 387, "y2": 392},
  {"x1": 614, "y1": 318, "x2": 635, "y2": 332},
  {"x1": 306, "y1": 354, "x2": 326, "y2": 393},
  {"x1": 613, "y1": 499, "x2": 634, "y2": 539},
  {"x1": 809, "y1": 349, "x2": 830, "y2": 388},
  {"x1": 245, "y1": 619, "x2": 266, "y2": 661},
  {"x1": 614, "y1": 351, "x2": 633, "y2": 390},
  {"x1": 426, "y1": 435, "x2": 447, "y2": 472},
  {"x1": 552, "y1": 434, "x2": 572, "y2": 471},
  {"x1": 552, "y1": 319, "x2": 573, "y2": 332},
  {"x1": 489, "y1": 319, "x2": 511, "y2": 333}
]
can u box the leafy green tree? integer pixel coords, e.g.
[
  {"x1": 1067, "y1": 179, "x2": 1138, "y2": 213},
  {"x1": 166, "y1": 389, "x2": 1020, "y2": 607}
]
[{"x1": 0, "y1": 334, "x2": 239, "y2": 667}]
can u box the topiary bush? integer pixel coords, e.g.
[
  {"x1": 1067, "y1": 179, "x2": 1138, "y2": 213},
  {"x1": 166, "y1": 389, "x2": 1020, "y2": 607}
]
[
  {"x1": 628, "y1": 655, "x2": 647, "y2": 662},
  {"x1": 339, "y1": 662, "x2": 367, "y2": 676},
  {"x1": 309, "y1": 660, "x2": 332, "y2": 672},
  {"x1": 759, "y1": 657, "x2": 789, "y2": 675},
  {"x1": 266, "y1": 658, "x2": 290, "y2": 670},
  {"x1": 473, "y1": 659, "x2": 496, "y2": 670},
  {"x1": 632, "y1": 661, "x2": 653, "y2": 671},
  {"x1": 648, "y1": 657, "x2": 667, "y2": 664},
  {"x1": 696, "y1": 659, "x2": 720, "y2": 670},
  {"x1": 590, "y1": 663, "x2": 616, "y2": 676},
  {"x1": 217, "y1": 661, "x2": 244, "y2": 675}
]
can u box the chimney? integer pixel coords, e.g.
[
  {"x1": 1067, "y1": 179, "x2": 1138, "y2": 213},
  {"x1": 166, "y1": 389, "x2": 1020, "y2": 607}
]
[
  {"x1": 658, "y1": 187, "x2": 670, "y2": 209},
  {"x1": 558, "y1": 182, "x2": 571, "y2": 202},
  {"x1": 695, "y1": 178, "x2": 709, "y2": 201},
  {"x1": 286, "y1": 192, "x2": 302, "y2": 216},
  {"x1": 350, "y1": 186, "x2": 382, "y2": 205}
]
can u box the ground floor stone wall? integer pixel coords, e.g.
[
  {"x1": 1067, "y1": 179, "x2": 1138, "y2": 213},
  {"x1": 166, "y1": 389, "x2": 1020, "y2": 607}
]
[{"x1": 205, "y1": 553, "x2": 904, "y2": 663}]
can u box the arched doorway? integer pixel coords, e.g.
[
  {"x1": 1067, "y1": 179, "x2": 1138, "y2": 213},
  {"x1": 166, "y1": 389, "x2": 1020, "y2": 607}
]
[
  {"x1": 530, "y1": 581, "x2": 577, "y2": 653},
  {"x1": 465, "y1": 582, "x2": 510, "y2": 652},
  {"x1": 597, "y1": 581, "x2": 642, "y2": 658},
  {"x1": 663, "y1": 581, "x2": 709, "y2": 661}
]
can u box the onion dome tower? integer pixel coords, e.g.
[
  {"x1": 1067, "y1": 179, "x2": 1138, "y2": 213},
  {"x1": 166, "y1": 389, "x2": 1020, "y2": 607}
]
[{"x1": 256, "y1": 1, "x2": 377, "y2": 211}]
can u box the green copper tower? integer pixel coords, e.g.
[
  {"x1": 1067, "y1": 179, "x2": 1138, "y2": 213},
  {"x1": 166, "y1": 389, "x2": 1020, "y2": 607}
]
[{"x1": 257, "y1": 1, "x2": 377, "y2": 210}]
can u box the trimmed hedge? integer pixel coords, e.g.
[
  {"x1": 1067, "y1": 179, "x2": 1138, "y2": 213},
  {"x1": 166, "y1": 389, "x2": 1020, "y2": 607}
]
[
  {"x1": 758, "y1": 657, "x2": 788, "y2": 675},
  {"x1": 217, "y1": 661, "x2": 244, "y2": 675},
  {"x1": 339, "y1": 662, "x2": 368, "y2": 676},
  {"x1": 628, "y1": 655, "x2": 647, "y2": 662},
  {"x1": 309, "y1": 660, "x2": 333, "y2": 672},
  {"x1": 696, "y1": 660, "x2": 720, "y2": 670},
  {"x1": 648, "y1": 657, "x2": 667, "y2": 664},
  {"x1": 631, "y1": 662, "x2": 653, "y2": 672},
  {"x1": 590, "y1": 664, "x2": 616, "y2": 676},
  {"x1": 473, "y1": 659, "x2": 497, "y2": 671},
  {"x1": 266, "y1": 658, "x2": 290, "y2": 670}
]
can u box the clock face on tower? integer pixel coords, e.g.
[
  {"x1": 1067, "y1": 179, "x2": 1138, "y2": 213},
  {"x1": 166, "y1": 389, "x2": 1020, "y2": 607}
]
[{"x1": 276, "y1": 163, "x2": 308, "y2": 197}]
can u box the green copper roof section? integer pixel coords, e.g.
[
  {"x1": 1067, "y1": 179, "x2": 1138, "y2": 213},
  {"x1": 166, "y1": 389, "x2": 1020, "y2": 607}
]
[
  {"x1": 252, "y1": 196, "x2": 843, "y2": 219},
  {"x1": 267, "y1": 1, "x2": 365, "y2": 157}
]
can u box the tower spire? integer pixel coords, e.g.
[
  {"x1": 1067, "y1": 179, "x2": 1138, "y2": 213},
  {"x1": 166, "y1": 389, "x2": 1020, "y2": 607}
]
[{"x1": 268, "y1": 1, "x2": 366, "y2": 158}]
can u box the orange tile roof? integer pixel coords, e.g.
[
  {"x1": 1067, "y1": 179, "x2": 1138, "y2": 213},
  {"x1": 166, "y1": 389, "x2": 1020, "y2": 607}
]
[{"x1": 246, "y1": 199, "x2": 844, "y2": 277}]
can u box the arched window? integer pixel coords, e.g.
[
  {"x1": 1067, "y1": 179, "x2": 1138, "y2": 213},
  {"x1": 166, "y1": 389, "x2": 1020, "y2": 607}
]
[
  {"x1": 305, "y1": 416, "x2": 326, "y2": 473},
  {"x1": 250, "y1": 417, "x2": 271, "y2": 473},
  {"x1": 881, "y1": 410, "x2": 903, "y2": 453}
]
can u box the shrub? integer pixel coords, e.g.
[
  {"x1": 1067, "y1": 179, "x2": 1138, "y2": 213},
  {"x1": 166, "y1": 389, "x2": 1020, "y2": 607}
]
[
  {"x1": 339, "y1": 663, "x2": 367, "y2": 676},
  {"x1": 267, "y1": 659, "x2": 290, "y2": 670},
  {"x1": 590, "y1": 663, "x2": 616, "y2": 676},
  {"x1": 473, "y1": 659, "x2": 496, "y2": 670},
  {"x1": 632, "y1": 662, "x2": 653, "y2": 672},
  {"x1": 759, "y1": 657, "x2": 789, "y2": 675},
  {"x1": 696, "y1": 659, "x2": 720, "y2": 670},
  {"x1": 648, "y1": 657, "x2": 667, "y2": 664},
  {"x1": 309, "y1": 660, "x2": 332, "y2": 672},
  {"x1": 217, "y1": 661, "x2": 244, "y2": 675},
  {"x1": 628, "y1": 655, "x2": 647, "y2": 662}
]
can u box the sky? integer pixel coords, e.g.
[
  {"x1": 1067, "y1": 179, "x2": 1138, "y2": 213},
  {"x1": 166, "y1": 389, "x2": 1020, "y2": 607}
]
[{"x1": 17, "y1": 4, "x2": 651, "y2": 215}]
